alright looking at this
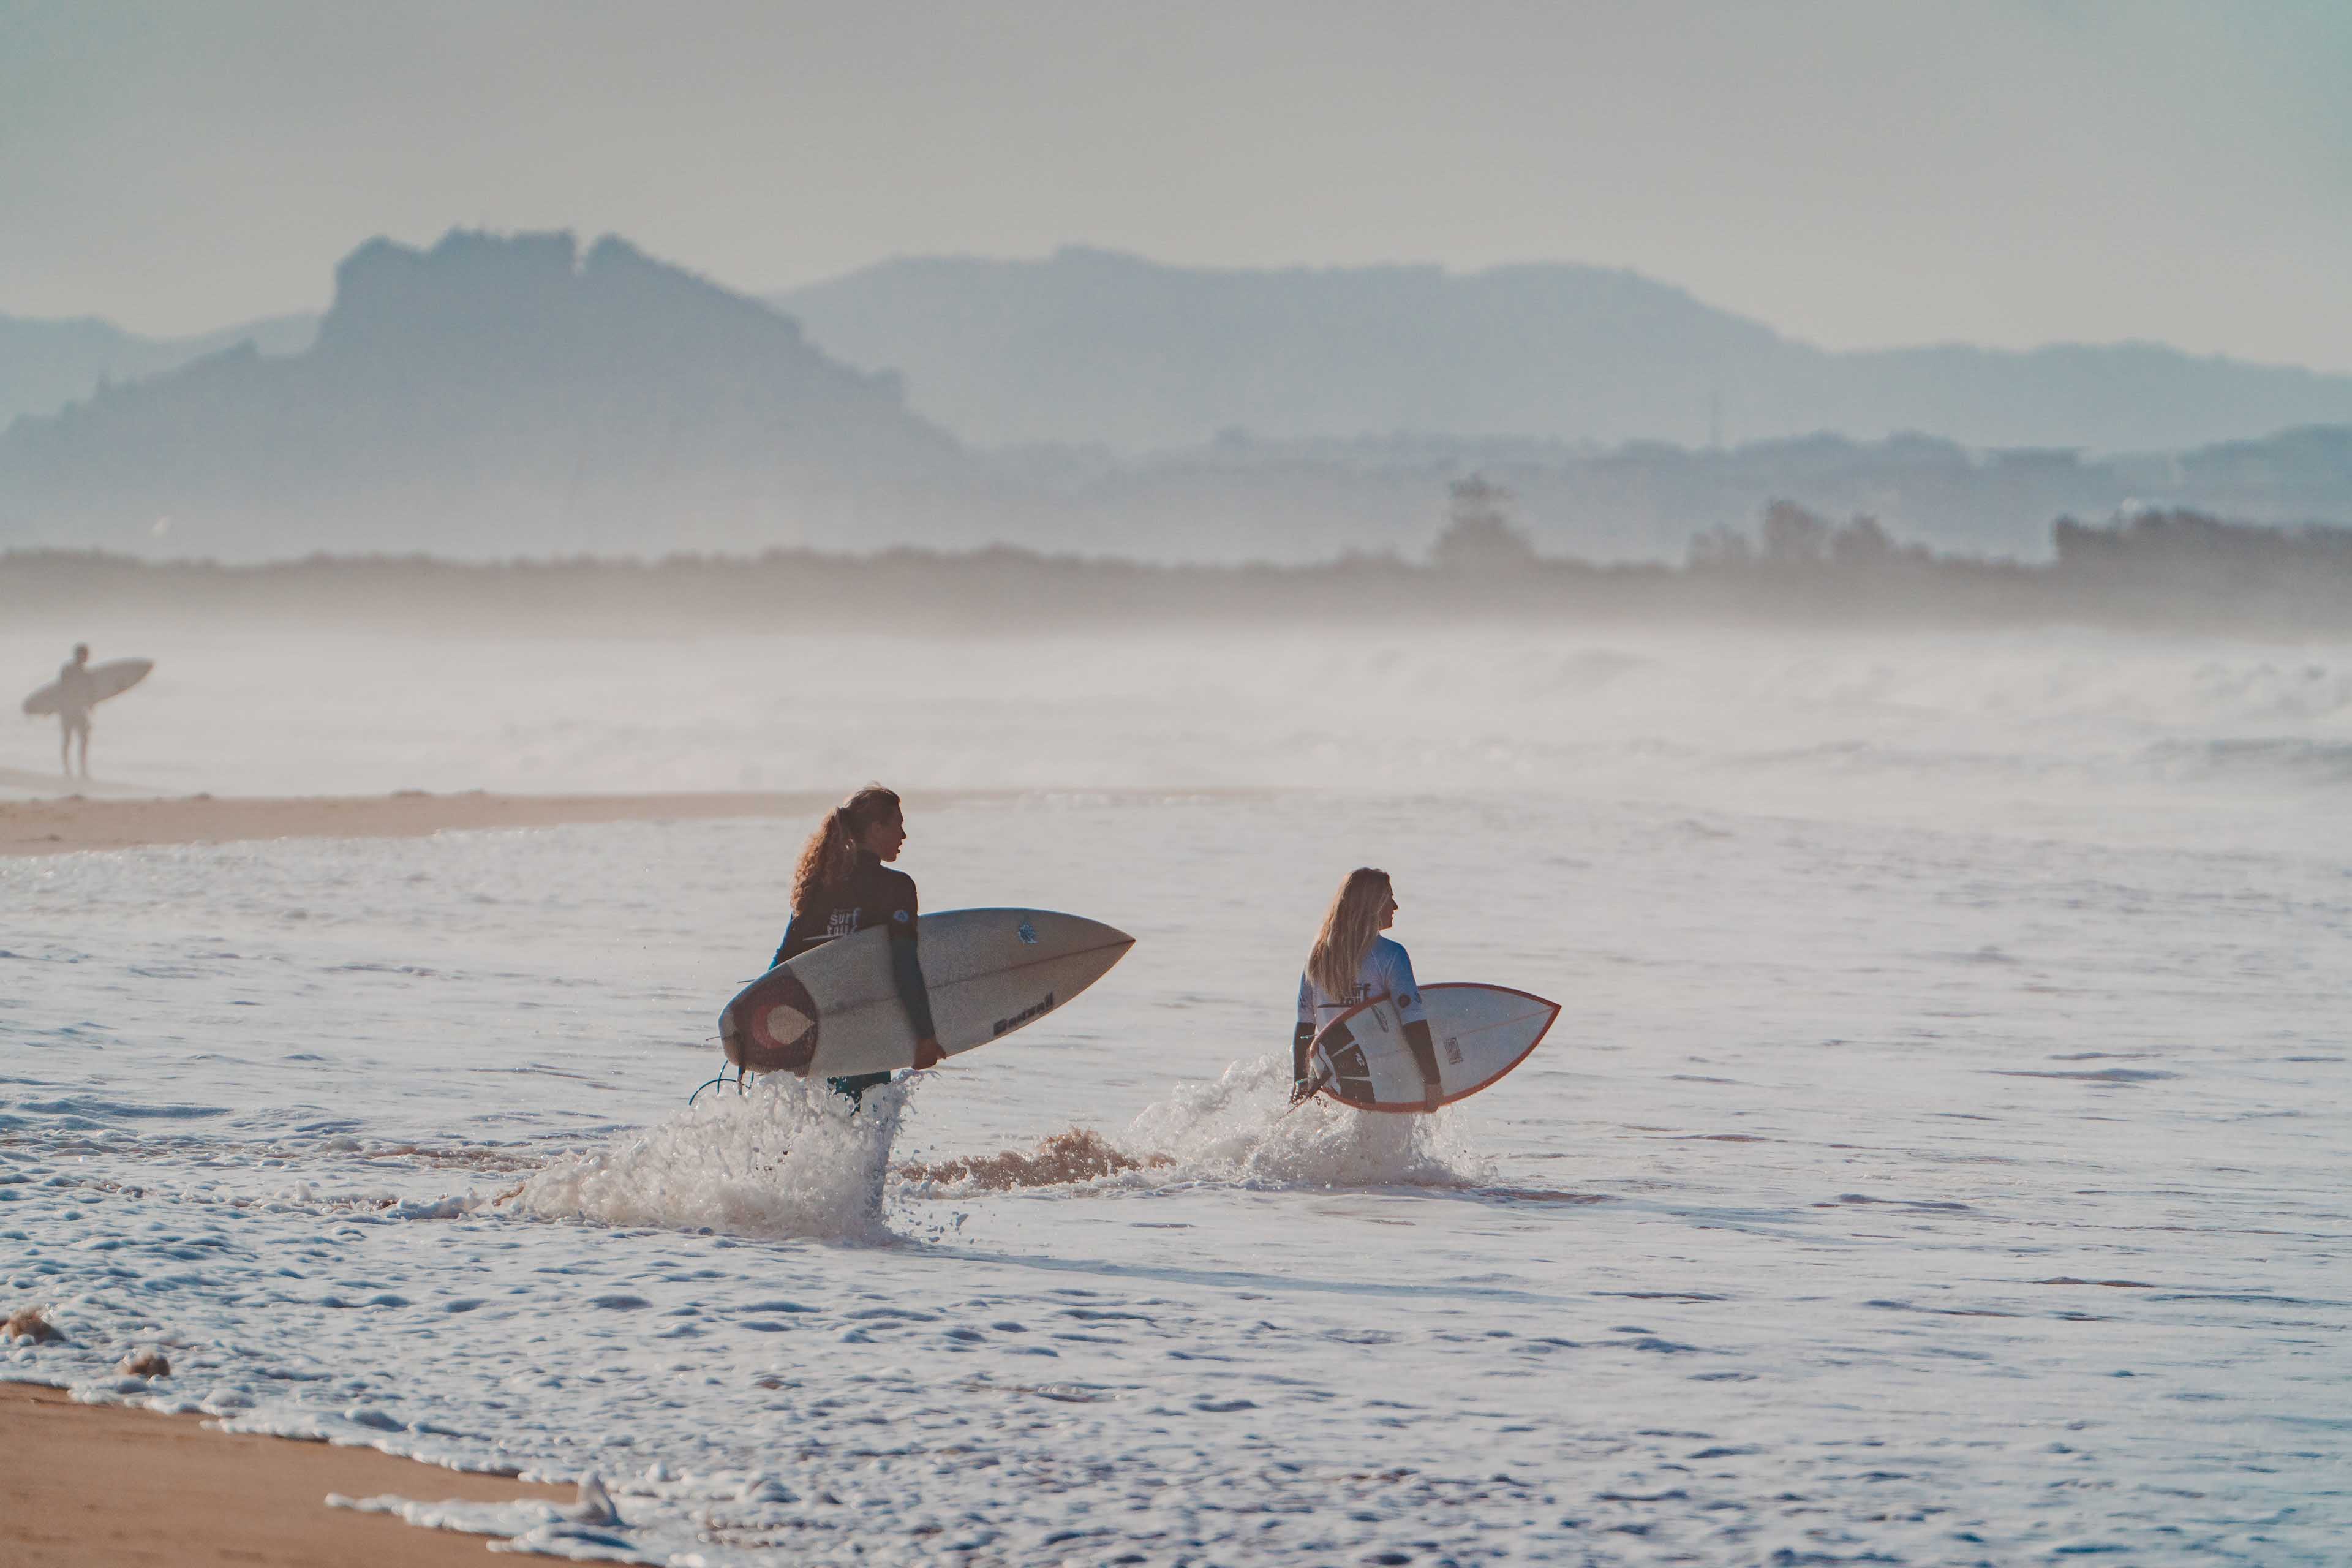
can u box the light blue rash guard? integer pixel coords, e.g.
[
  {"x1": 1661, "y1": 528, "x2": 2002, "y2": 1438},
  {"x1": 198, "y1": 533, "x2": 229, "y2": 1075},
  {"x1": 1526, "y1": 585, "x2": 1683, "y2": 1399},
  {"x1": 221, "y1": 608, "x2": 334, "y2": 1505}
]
[{"x1": 1297, "y1": 935, "x2": 1428, "y2": 1035}]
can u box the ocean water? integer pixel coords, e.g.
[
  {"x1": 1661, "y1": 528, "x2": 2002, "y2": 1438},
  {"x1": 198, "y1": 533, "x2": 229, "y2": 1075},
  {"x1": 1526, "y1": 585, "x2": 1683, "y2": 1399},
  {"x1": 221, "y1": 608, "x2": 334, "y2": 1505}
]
[{"x1": 6, "y1": 626, "x2": 2352, "y2": 1565}]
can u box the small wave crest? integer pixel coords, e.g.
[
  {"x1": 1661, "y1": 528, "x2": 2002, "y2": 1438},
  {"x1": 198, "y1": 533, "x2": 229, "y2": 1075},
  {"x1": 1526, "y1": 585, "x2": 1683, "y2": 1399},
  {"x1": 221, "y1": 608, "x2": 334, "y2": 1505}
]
[
  {"x1": 2143, "y1": 736, "x2": 2352, "y2": 784},
  {"x1": 509, "y1": 1076, "x2": 904, "y2": 1241}
]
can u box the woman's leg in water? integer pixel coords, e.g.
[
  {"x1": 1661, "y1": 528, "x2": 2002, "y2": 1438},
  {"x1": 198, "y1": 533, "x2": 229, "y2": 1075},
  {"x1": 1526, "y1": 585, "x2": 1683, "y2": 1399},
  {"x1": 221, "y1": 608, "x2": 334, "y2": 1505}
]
[{"x1": 827, "y1": 1071, "x2": 892, "y2": 1107}]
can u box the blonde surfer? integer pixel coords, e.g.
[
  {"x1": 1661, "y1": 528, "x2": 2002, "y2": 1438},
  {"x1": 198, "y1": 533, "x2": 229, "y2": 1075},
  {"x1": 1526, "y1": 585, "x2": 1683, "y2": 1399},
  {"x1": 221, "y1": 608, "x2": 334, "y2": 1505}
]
[{"x1": 1292, "y1": 867, "x2": 1444, "y2": 1112}]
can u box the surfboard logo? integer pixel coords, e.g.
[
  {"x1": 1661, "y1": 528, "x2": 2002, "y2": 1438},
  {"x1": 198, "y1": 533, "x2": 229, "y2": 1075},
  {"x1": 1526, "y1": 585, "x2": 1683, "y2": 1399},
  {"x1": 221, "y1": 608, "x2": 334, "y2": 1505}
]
[
  {"x1": 1016, "y1": 920, "x2": 1038, "y2": 945},
  {"x1": 725, "y1": 969, "x2": 820, "y2": 1075},
  {"x1": 992, "y1": 992, "x2": 1055, "y2": 1036},
  {"x1": 1444, "y1": 1036, "x2": 1464, "y2": 1066}
]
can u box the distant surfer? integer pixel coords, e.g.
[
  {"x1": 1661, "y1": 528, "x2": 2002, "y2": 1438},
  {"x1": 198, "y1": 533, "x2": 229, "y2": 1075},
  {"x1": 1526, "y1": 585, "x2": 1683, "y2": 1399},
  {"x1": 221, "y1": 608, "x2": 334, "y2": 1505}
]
[
  {"x1": 54, "y1": 644, "x2": 96, "y2": 780},
  {"x1": 1293, "y1": 867, "x2": 1444, "y2": 1112},
  {"x1": 769, "y1": 786, "x2": 943, "y2": 1106}
]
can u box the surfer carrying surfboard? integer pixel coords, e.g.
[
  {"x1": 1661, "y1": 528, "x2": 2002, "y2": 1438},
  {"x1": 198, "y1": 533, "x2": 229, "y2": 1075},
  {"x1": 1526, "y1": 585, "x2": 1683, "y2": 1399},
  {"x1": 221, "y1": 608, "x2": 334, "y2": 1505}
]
[
  {"x1": 54, "y1": 644, "x2": 96, "y2": 780},
  {"x1": 769, "y1": 786, "x2": 944, "y2": 1105},
  {"x1": 1294, "y1": 868, "x2": 1445, "y2": 1112}
]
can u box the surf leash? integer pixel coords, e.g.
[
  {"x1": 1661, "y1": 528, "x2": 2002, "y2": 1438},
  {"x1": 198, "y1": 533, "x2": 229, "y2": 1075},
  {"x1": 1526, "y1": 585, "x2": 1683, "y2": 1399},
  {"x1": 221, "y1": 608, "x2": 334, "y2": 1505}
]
[{"x1": 688, "y1": 1057, "x2": 752, "y2": 1106}]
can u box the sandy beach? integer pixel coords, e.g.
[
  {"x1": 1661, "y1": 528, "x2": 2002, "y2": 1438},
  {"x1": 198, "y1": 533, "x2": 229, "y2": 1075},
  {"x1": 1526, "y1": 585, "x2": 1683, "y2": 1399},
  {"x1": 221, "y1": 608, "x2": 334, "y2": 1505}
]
[
  {"x1": 0, "y1": 1381, "x2": 572, "y2": 1567},
  {"x1": 0, "y1": 788, "x2": 845, "y2": 856}
]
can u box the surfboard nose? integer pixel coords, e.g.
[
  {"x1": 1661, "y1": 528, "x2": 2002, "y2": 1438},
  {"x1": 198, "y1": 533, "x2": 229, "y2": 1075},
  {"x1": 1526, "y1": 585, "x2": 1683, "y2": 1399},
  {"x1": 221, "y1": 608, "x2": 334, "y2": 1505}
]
[
  {"x1": 1057, "y1": 914, "x2": 1135, "y2": 979},
  {"x1": 1044, "y1": 911, "x2": 1134, "y2": 957}
]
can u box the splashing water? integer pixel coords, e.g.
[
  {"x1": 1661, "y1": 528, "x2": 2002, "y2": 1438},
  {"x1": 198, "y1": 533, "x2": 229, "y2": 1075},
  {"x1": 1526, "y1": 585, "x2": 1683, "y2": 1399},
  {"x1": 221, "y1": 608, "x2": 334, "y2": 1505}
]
[
  {"x1": 504, "y1": 1058, "x2": 1482, "y2": 1234},
  {"x1": 895, "y1": 1060, "x2": 1493, "y2": 1199},
  {"x1": 897, "y1": 1128, "x2": 1172, "y2": 1192},
  {"x1": 510, "y1": 1074, "x2": 905, "y2": 1241},
  {"x1": 1129, "y1": 1057, "x2": 1491, "y2": 1189}
]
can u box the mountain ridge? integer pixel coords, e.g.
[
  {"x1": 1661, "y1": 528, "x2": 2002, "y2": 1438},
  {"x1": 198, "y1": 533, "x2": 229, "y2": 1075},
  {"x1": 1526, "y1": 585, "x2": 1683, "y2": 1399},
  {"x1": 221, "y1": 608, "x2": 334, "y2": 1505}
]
[
  {"x1": 771, "y1": 246, "x2": 2352, "y2": 454},
  {"x1": 0, "y1": 229, "x2": 965, "y2": 557},
  {"x1": 0, "y1": 311, "x2": 318, "y2": 433},
  {"x1": 11, "y1": 244, "x2": 2351, "y2": 458},
  {"x1": 5, "y1": 232, "x2": 2350, "y2": 565}
]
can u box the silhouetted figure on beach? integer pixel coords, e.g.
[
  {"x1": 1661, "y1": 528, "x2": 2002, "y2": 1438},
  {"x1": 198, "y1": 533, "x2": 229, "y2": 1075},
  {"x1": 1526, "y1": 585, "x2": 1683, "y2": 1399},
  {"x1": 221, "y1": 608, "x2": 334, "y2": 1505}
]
[{"x1": 56, "y1": 644, "x2": 95, "y2": 780}]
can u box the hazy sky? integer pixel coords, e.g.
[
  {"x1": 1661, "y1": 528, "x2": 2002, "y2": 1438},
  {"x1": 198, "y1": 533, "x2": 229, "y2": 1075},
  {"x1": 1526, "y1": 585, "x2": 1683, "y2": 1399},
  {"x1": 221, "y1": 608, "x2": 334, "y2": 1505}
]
[{"x1": 6, "y1": 0, "x2": 2348, "y2": 367}]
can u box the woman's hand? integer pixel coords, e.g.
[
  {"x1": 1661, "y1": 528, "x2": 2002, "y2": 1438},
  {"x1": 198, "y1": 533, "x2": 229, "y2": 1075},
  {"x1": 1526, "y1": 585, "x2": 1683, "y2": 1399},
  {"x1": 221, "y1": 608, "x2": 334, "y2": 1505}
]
[{"x1": 913, "y1": 1036, "x2": 944, "y2": 1070}]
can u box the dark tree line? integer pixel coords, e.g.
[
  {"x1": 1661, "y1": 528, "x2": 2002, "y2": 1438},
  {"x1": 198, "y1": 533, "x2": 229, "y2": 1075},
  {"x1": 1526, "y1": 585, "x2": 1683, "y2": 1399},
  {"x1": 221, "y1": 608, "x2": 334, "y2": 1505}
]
[{"x1": 4, "y1": 502, "x2": 2349, "y2": 636}]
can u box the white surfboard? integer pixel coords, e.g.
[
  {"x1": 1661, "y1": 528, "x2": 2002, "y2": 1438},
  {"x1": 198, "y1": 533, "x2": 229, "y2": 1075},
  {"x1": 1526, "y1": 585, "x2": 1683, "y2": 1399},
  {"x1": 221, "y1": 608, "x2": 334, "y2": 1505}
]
[
  {"x1": 719, "y1": 907, "x2": 1134, "y2": 1079},
  {"x1": 1310, "y1": 982, "x2": 1559, "y2": 1112},
  {"x1": 22, "y1": 658, "x2": 153, "y2": 717}
]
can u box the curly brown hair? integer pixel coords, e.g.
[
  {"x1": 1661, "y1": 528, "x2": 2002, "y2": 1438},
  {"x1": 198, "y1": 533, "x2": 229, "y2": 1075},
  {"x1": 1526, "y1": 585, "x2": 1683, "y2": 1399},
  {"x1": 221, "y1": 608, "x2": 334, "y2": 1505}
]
[{"x1": 790, "y1": 785, "x2": 902, "y2": 914}]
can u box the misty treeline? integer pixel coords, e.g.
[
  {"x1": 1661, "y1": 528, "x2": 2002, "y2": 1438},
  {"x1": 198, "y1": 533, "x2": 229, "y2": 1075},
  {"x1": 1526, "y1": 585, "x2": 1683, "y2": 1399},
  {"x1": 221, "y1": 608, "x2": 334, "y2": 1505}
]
[{"x1": 4, "y1": 497, "x2": 2348, "y2": 636}]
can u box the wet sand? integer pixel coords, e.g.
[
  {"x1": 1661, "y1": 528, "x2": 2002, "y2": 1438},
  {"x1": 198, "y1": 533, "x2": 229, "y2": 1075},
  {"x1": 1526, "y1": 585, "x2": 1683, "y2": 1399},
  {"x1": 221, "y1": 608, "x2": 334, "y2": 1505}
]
[
  {"x1": 0, "y1": 1381, "x2": 572, "y2": 1567},
  {"x1": 0, "y1": 788, "x2": 843, "y2": 855}
]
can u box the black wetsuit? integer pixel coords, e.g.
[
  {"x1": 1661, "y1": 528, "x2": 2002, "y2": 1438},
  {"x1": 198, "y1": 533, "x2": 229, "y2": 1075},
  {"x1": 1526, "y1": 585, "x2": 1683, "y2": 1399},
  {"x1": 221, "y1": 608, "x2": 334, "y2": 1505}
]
[{"x1": 771, "y1": 850, "x2": 937, "y2": 1105}]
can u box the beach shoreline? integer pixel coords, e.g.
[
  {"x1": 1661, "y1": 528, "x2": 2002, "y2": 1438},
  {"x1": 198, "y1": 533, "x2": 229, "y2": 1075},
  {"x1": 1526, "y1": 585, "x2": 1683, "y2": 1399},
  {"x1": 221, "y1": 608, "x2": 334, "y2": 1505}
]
[
  {"x1": 1, "y1": 787, "x2": 848, "y2": 856},
  {"x1": 0, "y1": 1379, "x2": 573, "y2": 1567},
  {"x1": 0, "y1": 785, "x2": 1267, "y2": 857}
]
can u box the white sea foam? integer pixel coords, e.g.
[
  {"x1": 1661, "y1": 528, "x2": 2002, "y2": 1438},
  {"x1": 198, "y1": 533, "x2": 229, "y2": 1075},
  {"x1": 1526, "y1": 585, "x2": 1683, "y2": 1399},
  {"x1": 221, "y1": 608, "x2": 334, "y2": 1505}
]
[
  {"x1": 1124, "y1": 1057, "x2": 1489, "y2": 1189},
  {"x1": 511, "y1": 1076, "x2": 903, "y2": 1242},
  {"x1": 891, "y1": 1058, "x2": 1490, "y2": 1197}
]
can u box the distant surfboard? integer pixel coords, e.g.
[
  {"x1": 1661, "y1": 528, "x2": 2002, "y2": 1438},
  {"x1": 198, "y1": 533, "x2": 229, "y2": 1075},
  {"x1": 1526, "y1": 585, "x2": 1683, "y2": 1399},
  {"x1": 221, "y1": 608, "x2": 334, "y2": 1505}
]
[
  {"x1": 1311, "y1": 982, "x2": 1559, "y2": 1112},
  {"x1": 23, "y1": 658, "x2": 153, "y2": 717},
  {"x1": 720, "y1": 907, "x2": 1134, "y2": 1079}
]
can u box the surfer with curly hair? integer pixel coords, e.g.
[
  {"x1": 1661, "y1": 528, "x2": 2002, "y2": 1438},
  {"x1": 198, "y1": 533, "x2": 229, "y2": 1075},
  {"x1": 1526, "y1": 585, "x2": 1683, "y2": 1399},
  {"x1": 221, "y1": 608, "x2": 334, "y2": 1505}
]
[
  {"x1": 1293, "y1": 867, "x2": 1444, "y2": 1112},
  {"x1": 770, "y1": 786, "x2": 944, "y2": 1106}
]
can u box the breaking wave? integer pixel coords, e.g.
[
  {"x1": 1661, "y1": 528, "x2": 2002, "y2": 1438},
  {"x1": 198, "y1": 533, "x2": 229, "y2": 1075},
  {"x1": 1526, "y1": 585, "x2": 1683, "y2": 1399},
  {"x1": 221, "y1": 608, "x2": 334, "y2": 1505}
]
[{"x1": 2141, "y1": 736, "x2": 2352, "y2": 785}]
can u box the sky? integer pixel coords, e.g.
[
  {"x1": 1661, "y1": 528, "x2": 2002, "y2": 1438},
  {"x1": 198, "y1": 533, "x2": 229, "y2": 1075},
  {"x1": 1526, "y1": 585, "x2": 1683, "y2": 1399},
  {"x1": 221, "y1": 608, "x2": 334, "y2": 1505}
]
[{"x1": 4, "y1": 0, "x2": 2348, "y2": 368}]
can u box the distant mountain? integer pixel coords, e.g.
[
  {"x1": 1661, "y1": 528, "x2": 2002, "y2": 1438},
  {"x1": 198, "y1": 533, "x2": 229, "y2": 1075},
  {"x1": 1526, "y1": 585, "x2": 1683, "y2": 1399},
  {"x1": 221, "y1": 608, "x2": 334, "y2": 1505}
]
[
  {"x1": 0, "y1": 232, "x2": 965, "y2": 557},
  {"x1": 0, "y1": 311, "x2": 316, "y2": 431},
  {"x1": 772, "y1": 247, "x2": 2352, "y2": 454},
  {"x1": 10, "y1": 232, "x2": 2351, "y2": 567}
]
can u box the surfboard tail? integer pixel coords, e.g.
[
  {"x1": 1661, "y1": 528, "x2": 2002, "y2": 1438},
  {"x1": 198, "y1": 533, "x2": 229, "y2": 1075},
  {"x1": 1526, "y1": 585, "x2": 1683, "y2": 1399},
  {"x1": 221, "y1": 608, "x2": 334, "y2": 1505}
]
[{"x1": 1316, "y1": 982, "x2": 1561, "y2": 1112}]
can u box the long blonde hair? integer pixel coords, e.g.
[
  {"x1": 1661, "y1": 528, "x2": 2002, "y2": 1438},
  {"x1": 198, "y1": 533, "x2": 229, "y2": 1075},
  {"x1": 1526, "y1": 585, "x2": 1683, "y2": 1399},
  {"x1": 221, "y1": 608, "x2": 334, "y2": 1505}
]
[
  {"x1": 790, "y1": 785, "x2": 902, "y2": 913},
  {"x1": 1306, "y1": 867, "x2": 1390, "y2": 1000}
]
